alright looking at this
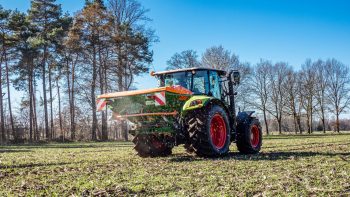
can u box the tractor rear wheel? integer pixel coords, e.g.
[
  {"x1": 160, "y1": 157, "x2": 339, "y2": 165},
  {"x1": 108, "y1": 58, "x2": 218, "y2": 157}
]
[
  {"x1": 185, "y1": 105, "x2": 231, "y2": 157},
  {"x1": 236, "y1": 118, "x2": 262, "y2": 154},
  {"x1": 133, "y1": 134, "x2": 172, "y2": 157}
]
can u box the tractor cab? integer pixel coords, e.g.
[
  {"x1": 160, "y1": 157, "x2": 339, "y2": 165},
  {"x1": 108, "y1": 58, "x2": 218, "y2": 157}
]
[{"x1": 153, "y1": 68, "x2": 231, "y2": 100}]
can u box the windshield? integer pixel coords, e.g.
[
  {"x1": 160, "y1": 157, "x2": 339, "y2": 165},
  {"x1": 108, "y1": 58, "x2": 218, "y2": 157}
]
[
  {"x1": 163, "y1": 72, "x2": 192, "y2": 90},
  {"x1": 160, "y1": 71, "x2": 210, "y2": 95}
]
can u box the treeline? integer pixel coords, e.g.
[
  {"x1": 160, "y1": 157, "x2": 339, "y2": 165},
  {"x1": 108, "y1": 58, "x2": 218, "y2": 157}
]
[
  {"x1": 0, "y1": 0, "x2": 155, "y2": 143},
  {"x1": 1, "y1": 1, "x2": 349, "y2": 144},
  {"x1": 166, "y1": 46, "x2": 350, "y2": 134}
]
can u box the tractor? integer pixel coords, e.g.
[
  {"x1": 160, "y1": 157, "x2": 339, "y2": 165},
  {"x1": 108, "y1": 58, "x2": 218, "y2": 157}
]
[{"x1": 97, "y1": 67, "x2": 262, "y2": 157}]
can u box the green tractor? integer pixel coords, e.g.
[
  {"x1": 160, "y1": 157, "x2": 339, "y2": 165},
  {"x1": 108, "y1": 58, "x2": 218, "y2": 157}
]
[{"x1": 97, "y1": 67, "x2": 262, "y2": 157}]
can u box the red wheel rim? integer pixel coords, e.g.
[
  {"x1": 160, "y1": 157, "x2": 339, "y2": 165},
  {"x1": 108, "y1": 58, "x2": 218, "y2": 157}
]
[
  {"x1": 210, "y1": 114, "x2": 227, "y2": 149},
  {"x1": 150, "y1": 135, "x2": 164, "y2": 149},
  {"x1": 250, "y1": 125, "x2": 260, "y2": 148}
]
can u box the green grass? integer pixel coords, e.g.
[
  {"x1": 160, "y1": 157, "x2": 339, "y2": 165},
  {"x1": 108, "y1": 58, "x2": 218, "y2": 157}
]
[{"x1": 0, "y1": 134, "x2": 349, "y2": 196}]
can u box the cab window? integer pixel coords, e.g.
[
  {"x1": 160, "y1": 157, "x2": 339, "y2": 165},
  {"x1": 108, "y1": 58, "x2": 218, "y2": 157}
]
[
  {"x1": 209, "y1": 71, "x2": 221, "y2": 99},
  {"x1": 163, "y1": 72, "x2": 191, "y2": 90},
  {"x1": 192, "y1": 71, "x2": 209, "y2": 95}
]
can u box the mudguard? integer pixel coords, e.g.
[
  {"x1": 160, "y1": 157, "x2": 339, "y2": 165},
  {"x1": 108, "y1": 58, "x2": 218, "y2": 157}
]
[
  {"x1": 236, "y1": 111, "x2": 255, "y2": 125},
  {"x1": 182, "y1": 95, "x2": 212, "y2": 111}
]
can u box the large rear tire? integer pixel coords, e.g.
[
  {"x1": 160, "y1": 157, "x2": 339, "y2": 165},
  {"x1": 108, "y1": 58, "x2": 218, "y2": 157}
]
[
  {"x1": 236, "y1": 118, "x2": 262, "y2": 154},
  {"x1": 185, "y1": 105, "x2": 231, "y2": 157},
  {"x1": 133, "y1": 134, "x2": 172, "y2": 157}
]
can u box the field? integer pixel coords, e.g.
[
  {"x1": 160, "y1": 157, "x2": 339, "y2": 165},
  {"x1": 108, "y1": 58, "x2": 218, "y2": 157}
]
[{"x1": 0, "y1": 134, "x2": 349, "y2": 196}]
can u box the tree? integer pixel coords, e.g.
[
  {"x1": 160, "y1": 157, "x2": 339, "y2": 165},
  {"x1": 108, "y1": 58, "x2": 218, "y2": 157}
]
[
  {"x1": 314, "y1": 59, "x2": 328, "y2": 133},
  {"x1": 10, "y1": 10, "x2": 40, "y2": 141},
  {"x1": 201, "y1": 45, "x2": 239, "y2": 70},
  {"x1": 60, "y1": 14, "x2": 80, "y2": 141},
  {"x1": 300, "y1": 60, "x2": 317, "y2": 134},
  {"x1": 325, "y1": 59, "x2": 350, "y2": 133},
  {"x1": 108, "y1": 0, "x2": 155, "y2": 141},
  {"x1": 70, "y1": 0, "x2": 111, "y2": 140},
  {"x1": 268, "y1": 62, "x2": 290, "y2": 134},
  {"x1": 0, "y1": 6, "x2": 12, "y2": 143},
  {"x1": 28, "y1": 0, "x2": 63, "y2": 140},
  {"x1": 166, "y1": 50, "x2": 200, "y2": 70},
  {"x1": 249, "y1": 60, "x2": 272, "y2": 134},
  {"x1": 284, "y1": 69, "x2": 300, "y2": 134},
  {"x1": 201, "y1": 45, "x2": 252, "y2": 109},
  {"x1": 0, "y1": 7, "x2": 19, "y2": 141}
]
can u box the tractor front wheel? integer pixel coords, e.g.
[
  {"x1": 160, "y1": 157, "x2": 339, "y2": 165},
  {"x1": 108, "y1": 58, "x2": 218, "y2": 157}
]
[
  {"x1": 236, "y1": 118, "x2": 262, "y2": 154},
  {"x1": 133, "y1": 134, "x2": 173, "y2": 157},
  {"x1": 185, "y1": 105, "x2": 231, "y2": 157}
]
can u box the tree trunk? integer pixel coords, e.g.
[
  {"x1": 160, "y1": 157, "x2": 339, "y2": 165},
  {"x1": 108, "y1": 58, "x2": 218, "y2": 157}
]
[
  {"x1": 71, "y1": 57, "x2": 77, "y2": 140},
  {"x1": 71, "y1": 62, "x2": 76, "y2": 140},
  {"x1": 263, "y1": 108, "x2": 269, "y2": 135},
  {"x1": 117, "y1": 46, "x2": 128, "y2": 141},
  {"x1": 278, "y1": 118, "x2": 282, "y2": 134},
  {"x1": 28, "y1": 69, "x2": 33, "y2": 142},
  {"x1": 33, "y1": 76, "x2": 38, "y2": 141},
  {"x1": 67, "y1": 56, "x2": 77, "y2": 141},
  {"x1": 306, "y1": 108, "x2": 311, "y2": 134},
  {"x1": 297, "y1": 115, "x2": 302, "y2": 134},
  {"x1": 336, "y1": 110, "x2": 340, "y2": 133},
  {"x1": 293, "y1": 113, "x2": 298, "y2": 134},
  {"x1": 4, "y1": 52, "x2": 15, "y2": 141},
  {"x1": 66, "y1": 59, "x2": 73, "y2": 140},
  {"x1": 0, "y1": 52, "x2": 5, "y2": 143},
  {"x1": 42, "y1": 46, "x2": 50, "y2": 140},
  {"x1": 91, "y1": 46, "x2": 97, "y2": 141},
  {"x1": 104, "y1": 58, "x2": 108, "y2": 139},
  {"x1": 48, "y1": 65, "x2": 54, "y2": 139},
  {"x1": 321, "y1": 107, "x2": 326, "y2": 133},
  {"x1": 98, "y1": 46, "x2": 107, "y2": 141},
  {"x1": 56, "y1": 78, "x2": 63, "y2": 141},
  {"x1": 310, "y1": 106, "x2": 313, "y2": 133}
]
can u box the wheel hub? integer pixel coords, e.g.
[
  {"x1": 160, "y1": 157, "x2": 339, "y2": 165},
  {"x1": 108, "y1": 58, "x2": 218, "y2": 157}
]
[
  {"x1": 210, "y1": 114, "x2": 227, "y2": 149},
  {"x1": 250, "y1": 125, "x2": 260, "y2": 148}
]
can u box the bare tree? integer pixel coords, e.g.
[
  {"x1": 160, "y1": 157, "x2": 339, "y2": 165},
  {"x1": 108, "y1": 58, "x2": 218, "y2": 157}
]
[
  {"x1": 268, "y1": 62, "x2": 290, "y2": 134},
  {"x1": 300, "y1": 59, "x2": 317, "y2": 134},
  {"x1": 201, "y1": 45, "x2": 239, "y2": 70},
  {"x1": 108, "y1": 0, "x2": 155, "y2": 141},
  {"x1": 325, "y1": 59, "x2": 350, "y2": 133},
  {"x1": 166, "y1": 50, "x2": 200, "y2": 70},
  {"x1": 284, "y1": 69, "x2": 300, "y2": 134},
  {"x1": 314, "y1": 59, "x2": 328, "y2": 133},
  {"x1": 249, "y1": 59, "x2": 272, "y2": 134},
  {"x1": 201, "y1": 45, "x2": 251, "y2": 109}
]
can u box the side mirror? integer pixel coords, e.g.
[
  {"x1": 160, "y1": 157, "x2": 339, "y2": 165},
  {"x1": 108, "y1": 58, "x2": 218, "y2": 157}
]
[{"x1": 233, "y1": 70, "x2": 240, "y2": 85}]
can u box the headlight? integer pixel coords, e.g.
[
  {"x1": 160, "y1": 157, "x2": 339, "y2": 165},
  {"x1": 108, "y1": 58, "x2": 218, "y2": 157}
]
[{"x1": 189, "y1": 99, "x2": 203, "y2": 107}]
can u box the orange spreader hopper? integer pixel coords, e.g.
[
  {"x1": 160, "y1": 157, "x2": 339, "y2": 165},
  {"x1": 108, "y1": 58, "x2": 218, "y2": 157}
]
[{"x1": 98, "y1": 85, "x2": 193, "y2": 99}]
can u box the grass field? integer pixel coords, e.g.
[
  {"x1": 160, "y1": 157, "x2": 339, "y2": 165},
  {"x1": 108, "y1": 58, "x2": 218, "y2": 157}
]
[{"x1": 0, "y1": 134, "x2": 349, "y2": 196}]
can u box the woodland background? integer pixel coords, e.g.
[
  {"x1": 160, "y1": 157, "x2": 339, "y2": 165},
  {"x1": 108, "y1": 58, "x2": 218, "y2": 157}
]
[{"x1": 0, "y1": 0, "x2": 349, "y2": 143}]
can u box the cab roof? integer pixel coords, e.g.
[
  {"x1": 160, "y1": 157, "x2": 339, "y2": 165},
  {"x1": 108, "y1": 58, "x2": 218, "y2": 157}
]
[{"x1": 153, "y1": 67, "x2": 227, "y2": 76}]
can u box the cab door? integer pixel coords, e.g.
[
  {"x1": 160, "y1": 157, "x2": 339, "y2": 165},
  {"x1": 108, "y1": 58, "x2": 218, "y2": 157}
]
[{"x1": 209, "y1": 71, "x2": 222, "y2": 99}]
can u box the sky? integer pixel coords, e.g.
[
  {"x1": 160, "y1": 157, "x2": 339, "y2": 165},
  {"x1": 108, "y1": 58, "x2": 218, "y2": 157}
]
[{"x1": 1, "y1": 0, "x2": 350, "y2": 90}]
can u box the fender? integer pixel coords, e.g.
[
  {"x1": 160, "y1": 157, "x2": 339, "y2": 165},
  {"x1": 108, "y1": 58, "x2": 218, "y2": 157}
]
[
  {"x1": 181, "y1": 96, "x2": 231, "y2": 117},
  {"x1": 236, "y1": 111, "x2": 255, "y2": 125},
  {"x1": 182, "y1": 95, "x2": 212, "y2": 112}
]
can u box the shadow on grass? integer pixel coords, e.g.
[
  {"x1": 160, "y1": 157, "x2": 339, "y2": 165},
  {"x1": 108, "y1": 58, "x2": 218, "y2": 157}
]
[
  {"x1": 0, "y1": 161, "x2": 85, "y2": 169},
  {"x1": 0, "y1": 143, "x2": 133, "y2": 150},
  {"x1": 264, "y1": 133, "x2": 350, "y2": 140},
  {"x1": 0, "y1": 149, "x2": 32, "y2": 153},
  {"x1": 264, "y1": 142, "x2": 350, "y2": 150},
  {"x1": 169, "y1": 151, "x2": 350, "y2": 162}
]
